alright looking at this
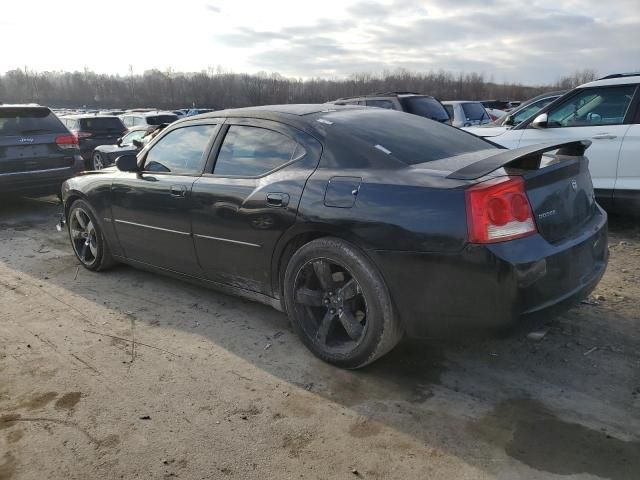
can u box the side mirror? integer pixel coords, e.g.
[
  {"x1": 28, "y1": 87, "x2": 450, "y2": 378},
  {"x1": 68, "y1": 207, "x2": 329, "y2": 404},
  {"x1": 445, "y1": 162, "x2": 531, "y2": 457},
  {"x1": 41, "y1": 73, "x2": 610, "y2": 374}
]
[
  {"x1": 132, "y1": 139, "x2": 144, "y2": 149},
  {"x1": 531, "y1": 113, "x2": 548, "y2": 129},
  {"x1": 116, "y1": 137, "x2": 123, "y2": 146},
  {"x1": 116, "y1": 154, "x2": 139, "y2": 172},
  {"x1": 503, "y1": 115, "x2": 513, "y2": 126}
]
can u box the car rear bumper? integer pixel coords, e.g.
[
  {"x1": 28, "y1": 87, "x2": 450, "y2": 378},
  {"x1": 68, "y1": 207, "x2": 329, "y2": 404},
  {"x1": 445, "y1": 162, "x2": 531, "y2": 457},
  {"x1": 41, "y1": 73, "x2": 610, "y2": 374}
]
[
  {"x1": 370, "y1": 205, "x2": 608, "y2": 338},
  {"x1": 0, "y1": 156, "x2": 84, "y2": 196}
]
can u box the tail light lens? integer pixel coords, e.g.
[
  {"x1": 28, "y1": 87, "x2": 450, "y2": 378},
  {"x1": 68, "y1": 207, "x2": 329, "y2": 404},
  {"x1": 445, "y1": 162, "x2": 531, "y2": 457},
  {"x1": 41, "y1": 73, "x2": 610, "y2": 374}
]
[
  {"x1": 465, "y1": 176, "x2": 537, "y2": 243},
  {"x1": 74, "y1": 131, "x2": 93, "y2": 139},
  {"x1": 55, "y1": 134, "x2": 79, "y2": 150}
]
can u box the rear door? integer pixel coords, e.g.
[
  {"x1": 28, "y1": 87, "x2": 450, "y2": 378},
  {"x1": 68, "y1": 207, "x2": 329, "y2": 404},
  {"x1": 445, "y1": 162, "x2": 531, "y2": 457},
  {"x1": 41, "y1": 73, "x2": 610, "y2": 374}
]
[
  {"x1": 515, "y1": 84, "x2": 638, "y2": 197},
  {"x1": 191, "y1": 118, "x2": 322, "y2": 295},
  {"x1": 0, "y1": 107, "x2": 73, "y2": 174},
  {"x1": 614, "y1": 95, "x2": 640, "y2": 211},
  {"x1": 111, "y1": 123, "x2": 219, "y2": 275}
]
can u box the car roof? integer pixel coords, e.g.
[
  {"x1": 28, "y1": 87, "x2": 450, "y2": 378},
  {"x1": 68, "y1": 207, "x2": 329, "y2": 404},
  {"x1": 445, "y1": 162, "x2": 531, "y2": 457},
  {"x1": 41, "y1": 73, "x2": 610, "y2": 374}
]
[
  {"x1": 0, "y1": 103, "x2": 46, "y2": 109},
  {"x1": 442, "y1": 100, "x2": 482, "y2": 104},
  {"x1": 123, "y1": 110, "x2": 178, "y2": 117},
  {"x1": 333, "y1": 92, "x2": 434, "y2": 101},
  {"x1": 578, "y1": 74, "x2": 640, "y2": 88},
  {"x1": 60, "y1": 114, "x2": 121, "y2": 119}
]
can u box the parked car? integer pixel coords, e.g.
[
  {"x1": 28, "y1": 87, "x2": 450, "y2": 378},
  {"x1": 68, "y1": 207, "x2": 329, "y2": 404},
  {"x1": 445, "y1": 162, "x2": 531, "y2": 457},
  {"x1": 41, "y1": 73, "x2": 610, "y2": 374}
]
[
  {"x1": 60, "y1": 104, "x2": 608, "y2": 368},
  {"x1": 119, "y1": 111, "x2": 179, "y2": 128},
  {"x1": 442, "y1": 101, "x2": 492, "y2": 127},
  {"x1": 0, "y1": 104, "x2": 83, "y2": 197},
  {"x1": 328, "y1": 92, "x2": 451, "y2": 123},
  {"x1": 481, "y1": 100, "x2": 512, "y2": 111},
  {"x1": 464, "y1": 91, "x2": 567, "y2": 137},
  {"x1": 186, "y1": 108, "x2": 214, "y2": 117},
  {"x1": 466, "y1": 73, "x2": 640, "y2": 214},
  {"x1": 90, "y1": 126, "x2": 153, "y2": 170},
  {"x1": 59, "y1": 114, "x2": 126, "y2": 169}
]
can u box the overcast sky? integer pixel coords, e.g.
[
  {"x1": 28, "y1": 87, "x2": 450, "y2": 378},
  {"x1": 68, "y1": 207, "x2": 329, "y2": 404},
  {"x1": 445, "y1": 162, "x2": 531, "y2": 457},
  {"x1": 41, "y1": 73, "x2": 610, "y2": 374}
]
[{"x1": 2, "y1": 0, "x2": 638, "y2": 84}]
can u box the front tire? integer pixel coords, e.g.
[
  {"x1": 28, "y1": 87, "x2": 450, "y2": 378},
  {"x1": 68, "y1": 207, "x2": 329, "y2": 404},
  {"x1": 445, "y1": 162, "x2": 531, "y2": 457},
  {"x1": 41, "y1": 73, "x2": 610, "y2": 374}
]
[
  {"x1": 92, "y1": 151, "x2": 105, "y2": 170},
  {"x1": 283, "y1": 237, "x2": 403, "y2": 369},
  {"x1": 67, "y1": 199, "x2": 115, "y2": 271}
]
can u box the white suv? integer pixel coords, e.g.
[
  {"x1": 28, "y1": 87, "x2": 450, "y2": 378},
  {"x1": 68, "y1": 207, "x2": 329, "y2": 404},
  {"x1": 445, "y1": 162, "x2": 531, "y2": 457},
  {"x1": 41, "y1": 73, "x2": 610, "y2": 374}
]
[{"x1": 465, "y1": 73, "x2": 640, "y2": 214}]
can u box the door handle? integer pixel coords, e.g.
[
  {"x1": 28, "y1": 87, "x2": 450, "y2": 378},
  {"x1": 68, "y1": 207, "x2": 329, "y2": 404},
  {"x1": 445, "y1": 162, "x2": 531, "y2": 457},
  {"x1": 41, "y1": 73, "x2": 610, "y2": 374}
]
[
  {"x1": 592, "y1": 133, "x2": 617, "y2": 140},
  {"x1": 266, "y1": 193, "x2": 290, "y2": 208},
  {"x1": 170, "y1": 185, "x2": 187, "y2": 198}
]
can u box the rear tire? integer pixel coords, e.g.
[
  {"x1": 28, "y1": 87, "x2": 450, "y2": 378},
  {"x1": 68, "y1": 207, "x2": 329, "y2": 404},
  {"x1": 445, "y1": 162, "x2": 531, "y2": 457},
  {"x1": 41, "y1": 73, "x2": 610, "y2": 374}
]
[
  {"x1": 283, "y1": 237, "x2": 403, "y2": 369},
  {"x1": 67, "y1": 199, "x2": 116, "y2": 271}
]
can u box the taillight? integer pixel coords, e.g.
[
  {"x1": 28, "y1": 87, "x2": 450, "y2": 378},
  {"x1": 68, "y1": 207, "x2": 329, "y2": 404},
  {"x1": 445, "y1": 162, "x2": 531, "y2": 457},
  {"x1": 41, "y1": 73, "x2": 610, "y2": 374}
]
[
  {"x1": 55, "y1": 134, "x2": 79, "y2": 150},
  {"x1": 465, "y1": 176, "x2": 537, "y2": 243},
  {"x1": 74, "y1": 131, "x2": 93, "y2": 139}
]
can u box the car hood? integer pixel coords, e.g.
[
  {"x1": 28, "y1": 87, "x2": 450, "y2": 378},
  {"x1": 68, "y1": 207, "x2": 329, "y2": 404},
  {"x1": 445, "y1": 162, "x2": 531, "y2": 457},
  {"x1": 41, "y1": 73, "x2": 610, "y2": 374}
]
[{"x1": 462, "y1": 126, "x2": 509, "y2": 138}]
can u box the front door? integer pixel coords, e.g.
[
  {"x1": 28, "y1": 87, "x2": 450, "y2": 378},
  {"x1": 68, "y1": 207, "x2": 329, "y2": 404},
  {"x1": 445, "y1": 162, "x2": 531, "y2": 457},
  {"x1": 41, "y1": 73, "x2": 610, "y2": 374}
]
[
  {"x1": 191, "y1": 119, "x2": 322, "y2": 295},
  {"x1": 515, "y1": 84, "x2": 638, "y2": 196},
  {"x1": 111, "y1": 123, "x2": 218, "y2": 275}
]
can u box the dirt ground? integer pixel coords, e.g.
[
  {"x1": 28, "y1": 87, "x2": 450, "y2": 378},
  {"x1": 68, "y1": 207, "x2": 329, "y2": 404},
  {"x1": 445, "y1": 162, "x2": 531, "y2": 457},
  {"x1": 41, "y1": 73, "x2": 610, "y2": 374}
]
[{"x1": 0, "y1": 196, "x2": 638, "y2": 480}]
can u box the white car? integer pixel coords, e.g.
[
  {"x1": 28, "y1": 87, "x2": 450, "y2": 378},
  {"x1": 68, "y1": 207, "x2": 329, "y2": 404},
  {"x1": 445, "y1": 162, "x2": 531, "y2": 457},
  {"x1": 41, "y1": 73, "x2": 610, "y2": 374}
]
[
  {"x1": 119, "y1": 111, "x2": 179, "y2": 128},
  {"x1": 442, "y1": 101, "x2": 492, "y2": 127},
  {"x1": 465, "y1": 73, "x2": 640, "y2": 214}
]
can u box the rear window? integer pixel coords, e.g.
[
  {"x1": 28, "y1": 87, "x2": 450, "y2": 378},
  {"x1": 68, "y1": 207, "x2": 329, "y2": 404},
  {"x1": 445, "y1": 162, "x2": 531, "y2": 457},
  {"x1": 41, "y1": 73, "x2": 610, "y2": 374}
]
[
  {"x1": 79, "y1": 117, "x2": 125, "y2": 131},
  {"x1": 146, "y1": 115, "x2": 178, "y2": 125},
  {"x1": 325, "y1": 109, "x2": 497, "y2": 165},
  {"x1": 0, "y1": 108, "x2": 67, "y2": 136},
  {"x1": 399, "y1": 96, "x2": 450, "y2": 122},
  {"x1": 461, "y1": 103, "x2": 490, "y2": 121}
]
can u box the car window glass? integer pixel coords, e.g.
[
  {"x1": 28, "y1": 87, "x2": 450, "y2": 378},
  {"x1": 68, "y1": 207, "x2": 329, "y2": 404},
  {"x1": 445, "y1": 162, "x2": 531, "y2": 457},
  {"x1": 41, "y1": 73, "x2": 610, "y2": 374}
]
[
  {"x1": 144, "y1": 125, "x2": 215, "y2": 174},
  {"x1": 0, "y1": 108, "x2": 67, "y2": 136},
  {"x1": 214, "y1": 125, "x2": 303, "y2": 177},
  {"x1": 444, "y1": 105, "x2": 454, "y2": 119},
  {"x1": 123, "y1": 130, "x2": 146, "y2": 144},
  {"x1": 511, "y1": 98, "x2": 555, "y2": 125},
  {"x1": 461, "y1": 103, "x2": 490, "y2": 121},
  {"x1": 546, "y1": 86, "x2": 636, "y2": 128},
  {"x1": 366, "y1": 99, "x2": 395, "y2": 110},
  {"x1": 400, "y1": 97, "x2": 450, "y2": 122}
]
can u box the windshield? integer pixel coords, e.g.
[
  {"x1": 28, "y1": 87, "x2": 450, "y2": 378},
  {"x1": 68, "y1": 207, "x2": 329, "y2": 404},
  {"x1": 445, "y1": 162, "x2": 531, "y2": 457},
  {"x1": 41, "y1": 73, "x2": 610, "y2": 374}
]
[
  {"x1": 0, "y1": 108, "x2": 67, "y2": 136},
  {"x1": 80, "y1": 117, "x2": 126, "y2": 131},
  {"x1": 399, "y1": 96, "x2": 450, "y2": 122},
  {"x1": 462, "y1": 103, "x2": 490, "y2": 121},
  {"x1": 506, "y1": 97, "x2": 559, "y2": 126},
  {"x1": 324, "y1": 108, "x2": 497, "y2": 165},
  {"x1": 146, "y1": 115, "x2": 178, "y2": 125}
]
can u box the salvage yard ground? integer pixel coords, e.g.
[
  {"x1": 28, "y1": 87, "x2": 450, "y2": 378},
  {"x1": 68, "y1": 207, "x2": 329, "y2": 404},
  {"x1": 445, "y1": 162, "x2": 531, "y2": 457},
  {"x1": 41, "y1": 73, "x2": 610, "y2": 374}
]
[{"x1": 0, "y1": 197, "x2": 639, "y2": 480}]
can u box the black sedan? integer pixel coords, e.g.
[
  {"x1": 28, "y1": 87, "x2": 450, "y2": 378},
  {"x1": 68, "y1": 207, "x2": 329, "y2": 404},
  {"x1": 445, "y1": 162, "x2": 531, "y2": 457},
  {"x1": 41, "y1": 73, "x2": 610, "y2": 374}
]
[
  {"x1": 60, "y1": 105, "x2": 608, "y2": 368},
  {"x1": 90, "y1": 126, "x2": 152, "y2": 170}
]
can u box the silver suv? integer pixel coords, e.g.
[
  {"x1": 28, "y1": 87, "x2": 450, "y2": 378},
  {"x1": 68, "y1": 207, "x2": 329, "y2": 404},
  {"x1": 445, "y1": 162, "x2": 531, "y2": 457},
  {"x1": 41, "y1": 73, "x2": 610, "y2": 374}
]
[{"x1": 328, "y1": 92, "x2": 451, "y2": 123}]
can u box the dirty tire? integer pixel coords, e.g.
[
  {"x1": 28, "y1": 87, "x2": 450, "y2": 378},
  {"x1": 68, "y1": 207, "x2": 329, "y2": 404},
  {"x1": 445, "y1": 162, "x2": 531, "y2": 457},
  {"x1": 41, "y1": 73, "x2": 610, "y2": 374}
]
[
  {"x1": 283, "y1": 237, "x2": 403, "y2": 369},
  {"x1": 67, "y1": 199, "x2": 116, "y2": 271}
]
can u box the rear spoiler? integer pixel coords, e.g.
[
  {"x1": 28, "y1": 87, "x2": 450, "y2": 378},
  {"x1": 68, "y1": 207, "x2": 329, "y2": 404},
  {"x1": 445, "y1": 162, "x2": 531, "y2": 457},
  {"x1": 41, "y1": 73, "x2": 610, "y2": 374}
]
[{"x1": 447, "y1": 140, "x2": 591, "y2": 181}]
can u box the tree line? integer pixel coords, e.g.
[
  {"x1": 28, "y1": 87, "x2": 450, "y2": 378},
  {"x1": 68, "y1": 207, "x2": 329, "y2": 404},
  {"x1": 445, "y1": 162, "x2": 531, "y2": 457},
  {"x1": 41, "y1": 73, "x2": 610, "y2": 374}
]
[{"x1": 0, "y1": 67, "x2": 597, "y2": 110}]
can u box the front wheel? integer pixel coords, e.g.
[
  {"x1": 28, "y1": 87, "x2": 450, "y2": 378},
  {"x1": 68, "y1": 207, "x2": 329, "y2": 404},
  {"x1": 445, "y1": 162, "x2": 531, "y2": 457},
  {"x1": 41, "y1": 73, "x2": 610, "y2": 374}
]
[
  {"x1": 68, "y1": 199, "x2": 115, "y2": 271},
  {"x1": 283, "y1": 237, "x2": 403, "y2": 369},
  {"x1": 92, "y1": 151, "x2": 105, "y2": 170}
]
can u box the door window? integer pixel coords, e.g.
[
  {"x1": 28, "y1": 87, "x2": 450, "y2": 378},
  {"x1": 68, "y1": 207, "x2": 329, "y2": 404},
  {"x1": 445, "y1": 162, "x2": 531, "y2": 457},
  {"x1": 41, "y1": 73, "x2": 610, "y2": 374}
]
[
  {"x1": 546, "y1": 86, "x2": 636, "y2": 128},
  {"x1": 144, "y1": 125, "x2": 215, "y2": 174},
  {"x1": 122, "y1": 130, "x2": 146, "y2": 145},
  {"x1": 213, "y1": 125, "x2": 304, "y2": 177}
]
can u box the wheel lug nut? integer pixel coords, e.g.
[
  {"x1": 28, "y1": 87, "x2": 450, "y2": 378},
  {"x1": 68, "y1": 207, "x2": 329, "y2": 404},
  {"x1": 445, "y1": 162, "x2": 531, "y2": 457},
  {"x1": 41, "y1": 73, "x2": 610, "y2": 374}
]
[
  {"x1": 330, "y1": 308, "x2": 335, "y2": 314},
  {"x1": 328, "y1": 292, "x2": 333, "y2": 296},
  {"x1": 338, "y1": 307, "x2": 343, "y2": 314},
  {"x1": 323, "y1": 298, "x2": 329, "y2": 304}
]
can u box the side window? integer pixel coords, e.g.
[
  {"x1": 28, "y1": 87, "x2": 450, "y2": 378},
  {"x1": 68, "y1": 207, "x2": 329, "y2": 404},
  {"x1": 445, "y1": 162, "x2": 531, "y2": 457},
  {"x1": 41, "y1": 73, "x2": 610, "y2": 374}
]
[
  {"x1": 144, "y1": 125, "x2": 215, "y2": 174},
  {"x1": 366, "y1": 99, "x2": 395, "y2": 110},
  {"x1": 512, "y1": 98, "x2": 554, "y2": 125},
  {"x1": 122, "y1": 116, "x2": 131, "y2": 127},
  {"x1": 213, "y1": 125, "x2": 304, "y2": 177},
  {"x1": 133, "y1": 117, "x2": 144, "y2": 126},
  {"x1": 546, "y1": 86, "x2": 636, "y2": 128}
]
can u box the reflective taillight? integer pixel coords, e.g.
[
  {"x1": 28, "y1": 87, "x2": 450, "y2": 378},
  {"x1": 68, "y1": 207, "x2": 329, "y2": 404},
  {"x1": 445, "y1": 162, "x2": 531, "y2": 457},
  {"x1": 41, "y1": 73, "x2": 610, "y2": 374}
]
[
  {"x1": 465, "y1": 176, "x2": 537, "y2": 243},
  {"x1": 74, "y1": 131, "x2": 93, "y2": 139},
  {"x1": 55, "y1": 134, "x2": 79, "y2": 150}
]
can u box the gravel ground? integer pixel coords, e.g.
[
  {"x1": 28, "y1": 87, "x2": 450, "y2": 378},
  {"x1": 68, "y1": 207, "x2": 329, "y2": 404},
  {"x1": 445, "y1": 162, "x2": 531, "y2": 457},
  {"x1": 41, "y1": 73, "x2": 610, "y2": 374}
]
[{"x1": 0, "y1": 196, "x2": 639, "y2": 480}]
